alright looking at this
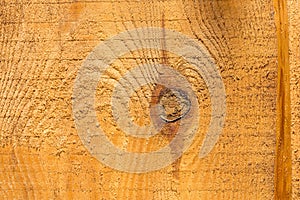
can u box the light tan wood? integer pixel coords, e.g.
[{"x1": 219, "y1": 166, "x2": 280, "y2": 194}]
[
  {"x1": 288, "y1": 0, "x2": 300, "y2": 199},
  {"x1": 0, "y1": 0, "x2": 283, "y2": 199}
]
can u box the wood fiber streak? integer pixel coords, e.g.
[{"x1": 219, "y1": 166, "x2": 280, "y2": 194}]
[
  {"x1": 288, "y1": 0, "x2": 300, "y2": 199},
  {"x1": 273, "y1": 0, "x2": 292, "y2": 199},
  {"x1": 0, "y1": 0, "x2": 278, "y2": 199}
]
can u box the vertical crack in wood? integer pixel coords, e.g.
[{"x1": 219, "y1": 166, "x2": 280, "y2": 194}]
[{"x1": 274, "y1": 0, "x2": 292, "y2": 199}]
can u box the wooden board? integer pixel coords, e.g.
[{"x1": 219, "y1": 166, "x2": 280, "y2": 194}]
[{"x1": 0, "y1": 0, "x2": 285, "y2": 199}]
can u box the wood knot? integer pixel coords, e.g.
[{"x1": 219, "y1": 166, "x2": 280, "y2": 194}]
[{"x1": 158, "y1": 88, "x2": 191, "y2": 123}]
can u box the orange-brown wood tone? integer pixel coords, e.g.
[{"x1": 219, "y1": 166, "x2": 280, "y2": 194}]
[{"x1": 0, "y1": 0, "x2": 296, "y2": 199}]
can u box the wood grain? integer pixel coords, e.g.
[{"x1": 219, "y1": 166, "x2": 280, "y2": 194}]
[
  {"x1": 0, "y1": 0, "x2": 280, "y2": 199},
  {"x1": 273, "y1": 0, "x2": 292, "y2": 199},
  {"x1": 288, "y1": 0, "x2": 300, "y2": 199}
]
